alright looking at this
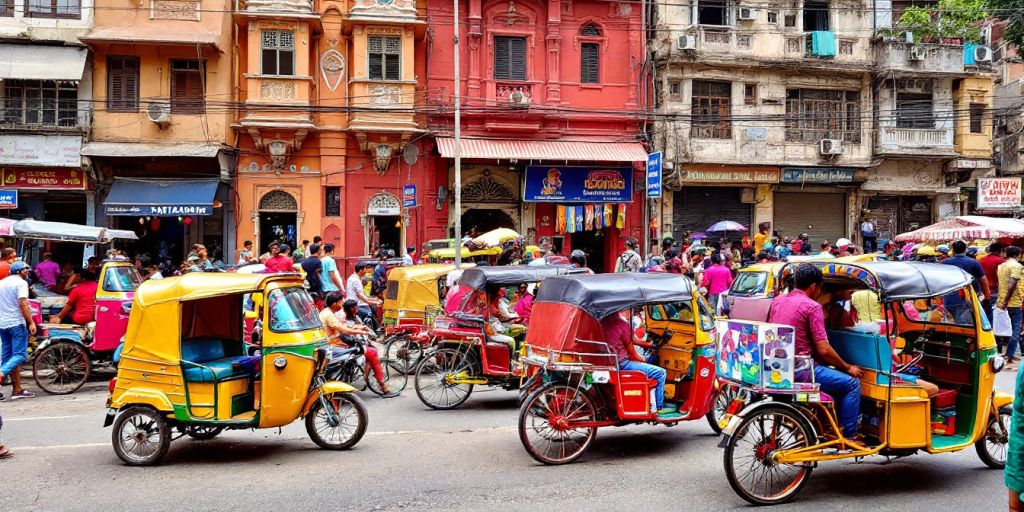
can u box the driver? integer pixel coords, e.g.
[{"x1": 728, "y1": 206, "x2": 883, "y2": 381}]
[
  {"x1": 603, "y1": 308, "x2": 675, "y2": 419},
  {"x1": 769, "y1": 264, "x2": 863, "y2": 439},
  {"x1": 50, "y1": 269, "x2": 97, "y2": 325}
]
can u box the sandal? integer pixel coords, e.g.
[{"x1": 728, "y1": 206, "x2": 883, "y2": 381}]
[{"x1": 0, "y1": 447, "x2": 12, "y2": 459}]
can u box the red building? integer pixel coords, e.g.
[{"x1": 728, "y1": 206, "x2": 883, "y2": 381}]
[{"x1": 404, "y1": 0, "x2": 649, "y2": 272}]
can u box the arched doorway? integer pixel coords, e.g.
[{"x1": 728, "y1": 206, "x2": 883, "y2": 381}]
[
  {"x1": 454, "y1": 168, "x2": 521, "y2": 237},
  {"x1": 258, "y1": 190, "x2": 298, "y2": 253},
  {"x1": 461, "y1": 208, "x2": 516, "y2": 234},
  {"x1": 366, "y1": 192, "x2": 402, "y2": 255}
]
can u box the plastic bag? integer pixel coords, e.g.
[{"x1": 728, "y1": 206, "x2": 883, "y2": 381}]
[{"x1": 994, "y1": 308, "x2": 1012, "y2": 338}]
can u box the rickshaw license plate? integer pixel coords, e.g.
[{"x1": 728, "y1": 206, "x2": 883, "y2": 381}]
[
  {"x1": 588, "y1": 371, "x2": 610, "y2": 384},
  {"x1": 795, "y1": 392, "x2": 820, "y2": 402}
]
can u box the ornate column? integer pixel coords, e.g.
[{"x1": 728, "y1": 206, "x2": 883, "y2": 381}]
[
  {"x1": 545, "y1": 0, "x2": 561, "y2": 103},
  {"x1": 467, "y1": 0, "x2": 483, "y2": 98}
]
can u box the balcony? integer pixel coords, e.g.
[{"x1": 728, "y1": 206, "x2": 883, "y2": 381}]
[
  {"x1": 875, "y1": 126, "x2": 957, "y2": 157},
  {"x1": 241, "y1": 0, "x2": 313, "y2": 14},
  {"x1": 875, "y1": 41, "x2": 965, "y2": 75}
]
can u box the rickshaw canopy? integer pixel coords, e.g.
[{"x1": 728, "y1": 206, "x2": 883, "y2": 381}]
[
  {"x1": 458, "y1": 265, "x2": 581, "y2": 291},
  {"x1": 385, "y1": 263, "x2": 465, "y2": 310},
  {"x1": 536, "y1": 273, "x2": 695, "y2": 320},
  {"x1": 806, "y1": 261, "x2": 973, "y2": 301},
  {"x1": 11, "y1": 219, "x2": 139, "y2": 243}
]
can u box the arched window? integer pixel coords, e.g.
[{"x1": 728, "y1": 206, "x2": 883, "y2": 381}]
[
  {"x1": 580, "y1": 23, "x2": 601, "y2": 37},
  {"x1": 259, "y1": 190, "x2": 298, "y2": 211}
]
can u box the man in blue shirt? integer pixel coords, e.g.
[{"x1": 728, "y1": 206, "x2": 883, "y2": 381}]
[{"x1": 941, "y1": 240, "x2": 990, "y2": 325}]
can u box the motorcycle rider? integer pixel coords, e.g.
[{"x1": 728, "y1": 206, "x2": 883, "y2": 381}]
[{"x1": 319, "y1": 292, "x2": 390, "y2": 395}]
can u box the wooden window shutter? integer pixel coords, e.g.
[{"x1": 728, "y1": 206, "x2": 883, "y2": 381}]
[
  {"x1": 581, "y1": 43, "x2": 599, "y2": 84},
  {"x1": 368, "y1": 36, "x2": 383, "y2": 80},
  {"x1": 494, "y1": 37, "x2": 510, "y2": 80},
  {"x1": 509, "y1": 37, "x2": 526, "y2": 81}
]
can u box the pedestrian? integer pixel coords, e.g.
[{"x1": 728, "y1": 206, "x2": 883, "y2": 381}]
[
  {"x1": 301, "y1": 243, "x2": 324, "y2": 306},
  {"x1": 195, "y1": 245, "x2": 217, "y2": 272},
  {"x1": 403, "y1": 246, "x2": 415, "y2": 267},
  {"x1": 998, "y1": 246, "x2": 1024, "y2": 369},
  {"x1": 860, "y1": 216, "x2": 876, "y2": 253},
  {"x1": 942, "y1": 240, "x2": 990, "y2": 326},
  {"x1": 0, "y1": 248, "x2": 16, "y2": 280},
  {"x1": 237, "y1": 240, "x2": 256, "y2": 266},
  {"x1": 263, "y1": 242, "x2": 294, "y2": 273},
  {"x1": 35, "y1": 253, "x2": 60, "y2": 290},
  {"x1": 0, "y1": 262, "x2": 37, "y2": 401},
  {"x1": 615, "y1": 237, "x2": 642, "y2": 273},
  {"x1": 296, "y1": 240, "x2": 311, "y2": 260},
  {"x1": 980, "y1": 242, "x2": 1006, "y2": 350},
  {"x1": 320, "y1": 243, "x2": 343, "y2": 293},
  {"x1": 701, "y1": 253, "x2": 733, "y2": 314},
  {"x1": 753, "y1": 223, "x2": 769, "y2": 253}
]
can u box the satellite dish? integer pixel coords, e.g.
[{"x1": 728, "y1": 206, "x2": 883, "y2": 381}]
[{"x1": 403, "y1": 143, "x2": 419, "y2": 165}]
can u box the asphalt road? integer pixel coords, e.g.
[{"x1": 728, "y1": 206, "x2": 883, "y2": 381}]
[{"x1": 0, "y1": 369, "x2": 1016, "y2": 512}]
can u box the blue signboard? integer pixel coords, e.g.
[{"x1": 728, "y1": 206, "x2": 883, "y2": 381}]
[
  {"x1": 646, "y1": 152, "x2": 662, "y2": 198},
  {"x1": 523, "y1": 165, "x2": 633, "y2": 203},
  {"x1": 0, "y1": 190, "x2": 17, "y2": 209},
  {"x1": 780, "y1": 167, "x2": 855, "y2": 184},
  {"x1": 402, "y1": 184, "x2": 417, "y2": 208}
]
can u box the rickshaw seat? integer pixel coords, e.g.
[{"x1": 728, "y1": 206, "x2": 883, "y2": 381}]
[
  {"x1": 826, "y1": 329, "x2": 918, "y2": 387},
  {"x1": 181, "y1": 338, "x2": 251, "y2": 383}
]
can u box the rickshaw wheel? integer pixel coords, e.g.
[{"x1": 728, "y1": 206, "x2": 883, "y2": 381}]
[
  {"x1": 976, "y1": 405, "x2": 1012, "y2": 469},
  {"x1": 33, "y1": 341, "x2": 91, "y2": 395},
  {"x1": 111, "y1": 406, "x2": 171, "y2": 466},
  {"x1": 367, "y1": 360, "x2": 409, "y2": 396},
  {"x1": 518, "y1": 384, "x2": 597, "y2": 465},
  {"x1": 305, "y1": 392, "x2": 368, "y2": 450},
  {"x1": 414, "y1": 347, "x2": 475, "y2": 410},
  {"x1": 183, "y1": 425, "x2": 225, "y2": 440},
  {"x1": 724, "y1": 405, "x2": 814, "y2": 506},
  {"x1": 384, "y1": 335, "x2": 425, "y2": 374},
  {"x1": 706, "y1": 382, "x2": 742, "y2": 435}
]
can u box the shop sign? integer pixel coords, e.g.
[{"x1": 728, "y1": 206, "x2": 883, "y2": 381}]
[
  {"x1": 523, "y1": 165, "x2": 633, "y2": 203},
  {"x1": 781, "y1": 167, "x2": 855, "y2": 184},
  {"x1": 977, "y1": 177, "x2": 1022, "y2": 210},
  {"x1": 679, "y1": 167, "x2": 779, "y2": 184},
  {"x1": 105, "y1": 205, "x2": 212, "y2": 216},
  {"x1": 2, "y1": 168, "x2": 87, "y2": 190},
  {"x1": 646, "y1": 152, "x2": 662, "y2": 199},
  {"x1": 0, "y1": 190, "x2": 17, "y2": 209},
  {"x1": 402, "y1": 184, "x2": 417, "y2": 208},
  {"x1": 0, "y1": 134, "x2": 81, "y2": 167}
]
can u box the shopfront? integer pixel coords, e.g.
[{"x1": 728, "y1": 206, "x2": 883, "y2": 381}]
[
  {"x1": 772, "y1": 167, "x2": 858, "y2": 244},
  {"x1": 860, "y1": 161, "x2": 958, "y2": 243},
  {"x1": 671, "y1": 166, "x2": 779, "y2": 243}
]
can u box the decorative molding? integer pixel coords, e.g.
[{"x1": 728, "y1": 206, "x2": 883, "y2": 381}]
[
  {"x1": 368, "y1": 84, "x2": 401, "y2": 105},
  {"x1": 463, "y1": 170, "x2": 517, "y2": 203},
  {"x1": 151, "y1": 0, "x2": 199, "y2": 20},
  {"x1": 320, "y1": 49, "x2": 346, "y2": 92},
  {"x1": 268, "y1": 140, "x2": 290, "y2": 173},
  {"x1": 374, "y1": 144, "x2": 394, "y2": 175},
  {"x1": 367, "y1": 192, "x2": 400, "y2": 214},
  {"x1": 260, "y1": 80, "x2": 296, "y2": 100},
  {"x1": 259, "y1": 189, "x2": 299, "y2": 211}
]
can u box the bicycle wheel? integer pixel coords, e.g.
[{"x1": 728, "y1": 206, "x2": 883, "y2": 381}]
[
  {"x1": 384, "y1": 335, "x2": 425, "y2": 373},
  {"x1": 724, "y1": 405, "x2": 815, "y2": 505},
  {"x1": 33, "y1": 341, "x2": 91, "y2": 395},
  {"x1": 367, "y1": 360, "x2": 408, "y2": 396},
  {"x1": 518, "y1": 384, "x2": 597, "y2": 465},
  {"x1": 414, "y1": 347, "x2": 475, "y2": 410}
]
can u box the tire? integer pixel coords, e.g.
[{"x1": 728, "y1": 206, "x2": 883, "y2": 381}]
[
  {"x1": 183, "y1": 425, "x2": 225, "y2": 440},
  {"x1": 414, "y1": 347, "x2": 475, "y2": 410},
  {"x1": 518, "y1": 384, "x2": 598, "y2": 465},
  {"x1": 305, "y1": 392, "x2": 368, "y2": 450},
  {"x1": 366, "y1": 360, "x2": 409, "y2": 396},
  {"x1": 384, "y1": 335, "x2": 425, "y2": 374},
  {"x1": 706, "y1": 382, "x2": 742, "y2": 435},
  {"x1": 33, "y1": 341, "x2": 91, "y2": 395},
  {"x1": 724, "y1": 405, "x2": 815, "y2": 506},
  {"x1": 111, "y1": 406, "x2": 171, "y2": 466},
  {"x1": 976, "y1": 405, "x2": 1012, "y2": 469}
]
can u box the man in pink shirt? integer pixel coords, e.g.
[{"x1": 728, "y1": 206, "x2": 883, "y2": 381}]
[
  {"x1": 35, "y1": 253, "x2": 61, "y2": 289},
  {"x1": 700, "y1": 253, "x2": 733, "y2": 312}
]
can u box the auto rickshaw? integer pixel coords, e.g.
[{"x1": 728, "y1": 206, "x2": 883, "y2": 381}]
[
  {"x1": 105, "y1": 272, "x2": 367, "y2": 466},
  {"x1": 413, "y1": 265, "x2": 581, "y2": 410},
  {"x1": 516, "y1": 273, "x2": 720, "y2": 464},
  {"x1": 718, "y1": 261, "x2": 1012, "y2": 505},
  {"x1": 380, "y1": 263, "x2": 467, "y2": 370}
]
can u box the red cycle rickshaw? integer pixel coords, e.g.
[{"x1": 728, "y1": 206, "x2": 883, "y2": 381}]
[{"x1": 516, "y1": 272, "x2": 720, "y2": 464}]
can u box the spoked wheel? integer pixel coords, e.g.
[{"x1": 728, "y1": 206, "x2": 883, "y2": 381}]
[
  {"x1": 414, "y1": 347, "x2": 475, "y2": 410},
  {"x1": 33, "y1": 341, "x2": 91, "y2": 395},
  {"x1": 976, "y1": 405, "x2": 1012, "y2": 469},
  {"x1": 366, "y1": 360, "x2": 409, "y2": 397},
  {"x1": 183, "y1": 425, "x2": 225, "y2": 440},
  {"x1": 724, "y1": 405, "x2": 815, "y2": 506},
  {"x1": 518, "y1": 384, "x2": 597, "y2": 465},
  {"x1": 305, "y1": 392, "x2": 368, "y2": 450},
  {"x1": 707, "y1": 382, "x2": 743, "y2": 434},
  {"x1": 384, "y1": 335, "x2": 425, "y2": 374},
  {"x1": 111, "y1": 407, "x2": 171, "y2": 466}
]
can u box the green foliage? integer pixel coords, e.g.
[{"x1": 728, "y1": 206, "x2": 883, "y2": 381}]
[
  {"x1": 989, "y1": 0, "x2": 1024, "y2": 49},
  {"x1": 897, "y1": 6, "x2": 935, "y2": 41},
  {"x1": 896, "y1": 0, "x2": 988, "y2": 43}
]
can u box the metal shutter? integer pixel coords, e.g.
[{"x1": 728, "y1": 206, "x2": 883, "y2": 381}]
[
  {"x1": 774, "y1": 192, "x2": 847, "y2": 244},
  {"x1": 672, "y1": 187, "x2": 752, "y2": 240}
]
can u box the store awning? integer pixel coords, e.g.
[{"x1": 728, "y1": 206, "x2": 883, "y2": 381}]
[
  {"x1": 80, "y1": 28, "x2": 221, "y2": 51},
  {"x1": 81, "y1": 142, "x2": 225, "y2": 159},
  {"x1": 0, "y1": 44, "x2": 87, "y2": 81},
  {"x1": 436, "y1": 138, "x2": 648, "y2": 162},
  {"x1": 104, "y1": 179, "x2": 220, "y2": 217}
]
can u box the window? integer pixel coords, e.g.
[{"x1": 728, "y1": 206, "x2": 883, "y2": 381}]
[
  {"x1": 325, "y1": 186, "x2": 341, "y2": 217},
  {"x1": 1, "y1": 0, "x2": 12, "y2": 16},
  {"x1": 970, "y1": 103, "x2": 986, "y2": 133},
  {"x1": 368, "y1": 35, "x2": 401, "y2": 81},
  {"x1": 803, "y1": 0, "x2": 829, "y2": 31},
  {"x1": 730, "y1": 272, "x2": 768, "y2": 296},
  {"x1": 580, "y1": 43, "x2": 599, "y2": 84},
  {"x1": 580, "y1": 22, "x2": 601, "y2": 37},
  {"x1": 169, "y1": 60, "x2": 205, "y2": 114},
  {"x1": 839, "y1": 39, "x2": 854, "y2": 55},
  {"x1": 785, "y1": 88, "x2": 862, "y2": 143},
  {"x1": 102, "y1": 266, "x2": 142, "y2": 293},
  {"x1": 107, "y1": 56, "x2": 140, "y2": 113},
  {"x1": 648, "y1": 301, "x2": 695, "y2": 322},
  {"x1": 743, "y1": 84, "x2": 757, "y2": 106},
  {"x1": 268, "y1": 287, "x2": 320, "y2": 332},
  {"x1": 785, "y1": 37, "x2": 803, "y2": 53},
  {"x1": 2, "y1": 80, "x2": 78, "y2": 127},
  {"x1": 697, "y1": 0, "x2": 727, "y2": 26},
  {"x1": 25, "y1": 0, "x2": 80, "y2": 18},
  {"x1": 737, "y1": 34, "x2": 752, "y2": 49},
  {"x1": 261, "y1": 30, "x2": 295, "y2": 76},
  {"x1": 691, "y1": 80, "x2": 731, "y2": 139},
  {"x1": 493, "y1": 36, "x2": 527, "y2": 81},
  {"x1": 668, "y1": 81, "x2": 682, "y2": 101},
  {"x1": 895, "y1": 79, "x2": 934, "y2": 129},
  {"x1": 767, "y1": 11, "x2": 778, "y2": 24},
  {"x1": 784, "y1": 13, "x2": 796, "y2": 27}
]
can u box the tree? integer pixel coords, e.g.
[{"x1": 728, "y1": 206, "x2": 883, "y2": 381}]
[
  {"x1": 989, "y1": 0, "x2": 1024, "y2": 49},
  {"x1": 897, "y1": 0, "x2": 988, "y2": 43}
]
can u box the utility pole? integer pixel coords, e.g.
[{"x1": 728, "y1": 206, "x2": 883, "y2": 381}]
[{"x1": 452, "y1": 0, "x2": 463, "y2": 267}]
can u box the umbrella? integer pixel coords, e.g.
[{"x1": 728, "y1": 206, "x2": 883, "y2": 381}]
[
  {"x1": 470, "y1": 228, "x2": 521, "y2": 248},
  {"x1": 707, "y1": 221, "x2": 748, "y2": 233},
  {"x1": 894, "y1": 216, "x2": 1024, "y2": 243},
  {"x1": 689, "y1": 233, "x2": 707, "y2": 240}
]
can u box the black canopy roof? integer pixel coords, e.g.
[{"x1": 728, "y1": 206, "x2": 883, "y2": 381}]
[
  {"x1": 809, "y1": 261, "x2": 972, "y2": 301},
  {"x1": 458, "y1": 265, "x2": 582, "y2": 290},
  {"x1": 535, "y1": 273, "x2": 695, "y2": 320}
]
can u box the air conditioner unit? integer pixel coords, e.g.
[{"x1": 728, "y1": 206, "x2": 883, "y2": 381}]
[
  {"x1": 675, "y1": 35, "x2": 697, "y2": 51},
  {"x1": 737, "y1": 7, "x2": 756, "y2": 21},
  {"x1": 819, "y1": 138, "x2": 843, "y2": 156},
  {"x1": 909, "y1": 46, "x2": 926, "y2": 61},
  {"x1": 508, "y1": 90, "x2": 530, "y2": 107},
  {"x1": 146, "y1": 100, "x2": 171, "y2": 126},
  {"x1": 974, "y1": 45, "x2": 994, "y2": 63}
]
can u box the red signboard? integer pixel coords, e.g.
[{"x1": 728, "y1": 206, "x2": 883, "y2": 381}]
[{"x1": 2, "y1": 168, "x2": 87, "y2": 190}]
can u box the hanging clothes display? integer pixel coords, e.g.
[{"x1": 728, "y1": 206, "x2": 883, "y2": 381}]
[
  {"x1": 616, "y1": 204, "x2": 626, "y2": 229},
  {"x1": 585, "y1": 205, "x2": 594, "y2": 231},
  {"x1": 554, "y1": 203, "x2": 628, "y2": 234},
  {"x1": 556, "y1": 205, "x2": 566, "y2": 233}
]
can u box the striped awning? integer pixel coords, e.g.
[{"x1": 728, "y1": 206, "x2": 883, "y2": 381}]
[
  {"x1": 436, "y1": 138, "x2": 648, "y2": 162},
  {"x1": 894, "y1": 216, "x2": 1024, "y2": 243}
]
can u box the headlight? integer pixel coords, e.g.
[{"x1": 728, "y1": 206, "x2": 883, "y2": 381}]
[{"x1": 991, "y1": 354, "x2": 1005, "y2": 373}]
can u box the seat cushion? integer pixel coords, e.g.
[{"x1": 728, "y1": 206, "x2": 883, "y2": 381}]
[
  {"x1": 183, "y1": 356, "x2": 251, "y2": 382},
  {"x1": 182, "y1": 338, "x2": 227, "y2": 363}
]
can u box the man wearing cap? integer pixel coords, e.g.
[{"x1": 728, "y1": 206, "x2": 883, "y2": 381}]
[{"x1": 0, "y1": 262, "x2": 37, "y2": 400}]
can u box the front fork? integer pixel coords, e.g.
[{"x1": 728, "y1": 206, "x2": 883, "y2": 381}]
[{"x1": 312, "y1": 376, "x2": 341, "y2": 427}]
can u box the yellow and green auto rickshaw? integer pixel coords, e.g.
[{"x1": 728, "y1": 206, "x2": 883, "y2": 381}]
[{"x1": 105, "y1": 272, "x2": 367, "y2": 465}]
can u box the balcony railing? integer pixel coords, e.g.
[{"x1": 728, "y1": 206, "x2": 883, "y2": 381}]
[
  {"x1": 875, "y1": 41, "x2": 965, "y2": 75},
  {"x1": 494, "y1": 82, "x2": 533, "y2": 106},
  {"x1": 877, "y1": 126, "x2": 955, "y2": 153}
]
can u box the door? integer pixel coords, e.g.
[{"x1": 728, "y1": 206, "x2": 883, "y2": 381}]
[
  {"x1": 372, "y1": 215, "x2": 401, "y2": 255},
  {"x1": 260, "y1": 212, "x2": 297, "y2": 252},
  {"x1": 257, "y1": 286, "x2": 320, "y2": 428},
  {"x1": 569, "y1": 229, "x2": 607, "y2": 273},
  {"x1": 93, "y1": 263, "x2": 141, "y2": 352},
  {"x1": 673, "y1": 187, "x2": 752, "y2": 242},
  {"x1": 774, "y1": 192, "x2": 846, "y2": 245}
]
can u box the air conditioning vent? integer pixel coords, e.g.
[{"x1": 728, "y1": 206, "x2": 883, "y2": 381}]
[
  {"x1": 146, "y1": 100, "x2": 171, "y2": 126},
  {"x1": 908, "y1": 46, "x2": 926, "y2": 61},
  {"x1": 819, "y1": 138, "x2": 843, "y2": 156},
  {"x1": 508, "y1": 90, "x2": 530, "y2": 108},
  {"x1": 974, "y1": 45, "x2": 994, "y2": 63},
  {"x1": 675, "y1": 35, "x2": 697, "y2": 51},
  {"x1": 737, "y1": 7, "x2": 756, "y2": 21}
]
